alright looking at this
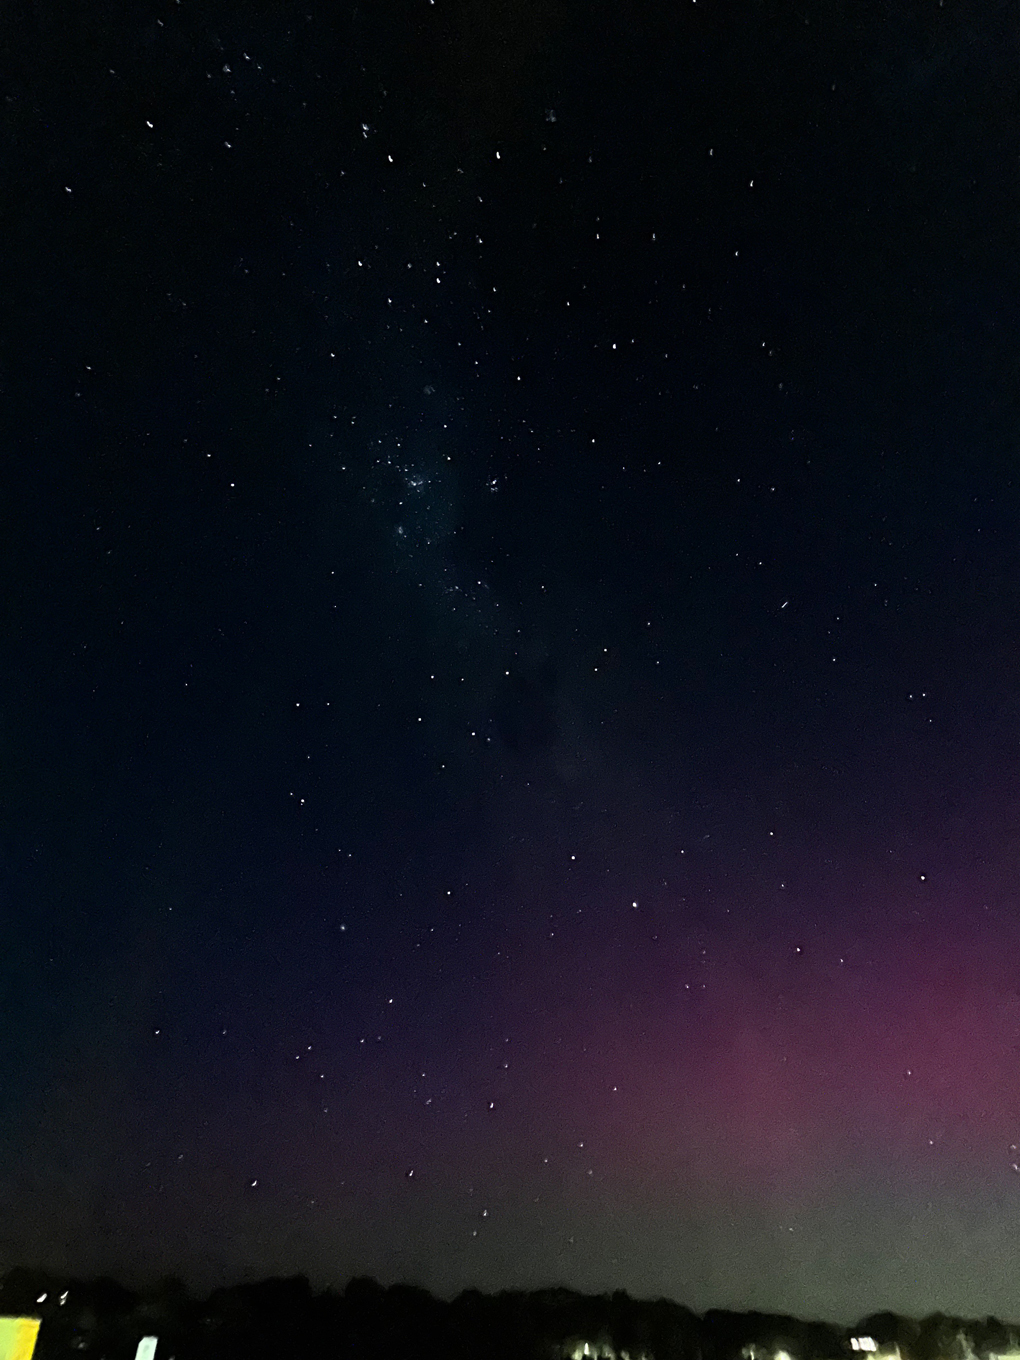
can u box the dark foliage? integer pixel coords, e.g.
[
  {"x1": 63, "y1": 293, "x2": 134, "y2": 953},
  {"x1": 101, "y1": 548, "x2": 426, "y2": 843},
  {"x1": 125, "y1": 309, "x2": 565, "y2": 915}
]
[{"x1": 2, "y1": 1269, "x2": 1014, "y2": 1360}]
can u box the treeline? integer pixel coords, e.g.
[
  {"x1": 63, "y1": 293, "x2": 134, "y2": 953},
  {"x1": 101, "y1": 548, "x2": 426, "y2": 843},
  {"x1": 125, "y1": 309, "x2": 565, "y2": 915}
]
[{"x1": 0, "y1": 1266, "x2": 1015, "y2": 1360}]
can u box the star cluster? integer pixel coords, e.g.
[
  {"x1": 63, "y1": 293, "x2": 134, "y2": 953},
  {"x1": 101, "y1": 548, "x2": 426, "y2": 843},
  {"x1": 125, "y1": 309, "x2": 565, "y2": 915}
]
[{"x1": 0, "y1": 0, "x2": 1016, "y2": 1325}]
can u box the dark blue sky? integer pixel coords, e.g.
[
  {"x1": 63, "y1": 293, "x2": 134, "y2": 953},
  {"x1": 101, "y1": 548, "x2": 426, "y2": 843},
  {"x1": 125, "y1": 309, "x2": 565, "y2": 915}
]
[{"x1": 1, "y1": 0, "x2": 1018, "y2": 1321}]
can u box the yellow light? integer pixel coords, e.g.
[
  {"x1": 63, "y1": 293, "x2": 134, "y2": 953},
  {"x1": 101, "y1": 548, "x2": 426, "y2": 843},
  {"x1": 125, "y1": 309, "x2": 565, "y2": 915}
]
[{"x1": 0, "y1": 1317, "x2": 41, "y2": 1360}]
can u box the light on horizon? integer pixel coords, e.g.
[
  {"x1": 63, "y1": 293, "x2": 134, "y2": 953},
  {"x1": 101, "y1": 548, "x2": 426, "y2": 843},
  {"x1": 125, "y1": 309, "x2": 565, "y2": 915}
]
[{"x1": 0, "y1": 1317, "x2": 40, "y2": 1360}]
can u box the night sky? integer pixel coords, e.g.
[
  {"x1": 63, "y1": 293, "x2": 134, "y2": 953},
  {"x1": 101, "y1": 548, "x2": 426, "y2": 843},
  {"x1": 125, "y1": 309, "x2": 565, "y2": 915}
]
[{"x1": 1, "y1": 0, "x2": 1018, "y2": 1324}]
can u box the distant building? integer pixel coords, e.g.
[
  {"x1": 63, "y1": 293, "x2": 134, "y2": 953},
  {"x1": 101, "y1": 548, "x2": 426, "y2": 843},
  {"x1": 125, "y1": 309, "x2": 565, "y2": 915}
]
[
  {"x1": 562, "y1": 1337, "x2": 650, "y2": 1360},
  {"x1": 849, "y1": 1340, "x2": 899, "y2": 1360}
]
